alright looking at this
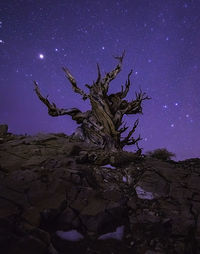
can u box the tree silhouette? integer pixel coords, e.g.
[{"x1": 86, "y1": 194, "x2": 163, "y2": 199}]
[{"x1": 34, "y1": 52, "x2": 150, "y2": 152}]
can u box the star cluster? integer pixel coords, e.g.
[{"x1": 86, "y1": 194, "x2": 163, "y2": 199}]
[{"x1": 0, "y1": 0, "x2": 200, "y2": 160}]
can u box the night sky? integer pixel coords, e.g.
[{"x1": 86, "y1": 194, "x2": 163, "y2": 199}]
[{"x1": 1, "y1": 0, "x2": 200, "y2": 160}]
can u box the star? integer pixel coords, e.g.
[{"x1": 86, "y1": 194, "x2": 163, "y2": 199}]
[
  {"x1": 171, "y1": 124, "x2": 175, "y2": 128},
  {"x1": 39, "y1": 54, "x2": 44, "y2": 59}
]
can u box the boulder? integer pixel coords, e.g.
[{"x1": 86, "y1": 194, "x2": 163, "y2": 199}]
[
  {"x1": 0, "y1": 124, "x2": 8, "y2": 136},
  {"x1": 0, "y1": 132, "x2": 200, "y2": 253}
]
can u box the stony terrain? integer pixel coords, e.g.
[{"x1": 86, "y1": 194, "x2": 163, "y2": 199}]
[{"x1": 0, "y1": 125, "x2": 200, "y2": 254}]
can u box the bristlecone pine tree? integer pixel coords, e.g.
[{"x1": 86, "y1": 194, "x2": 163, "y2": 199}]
[{"x1": 34, "y1": 52, "x2": 150, "y2": 152}]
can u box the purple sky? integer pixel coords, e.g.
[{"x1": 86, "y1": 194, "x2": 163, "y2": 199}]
[{"x1": 0, "y1": 0, "x2": 200, "y2": 160}]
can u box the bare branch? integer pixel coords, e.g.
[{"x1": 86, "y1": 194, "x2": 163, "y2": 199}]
[
  {"x1": 34, "y1": 81, "x2": 83, "y2": 121},
  {"x1": 125, "y1": 135, "x2": 142, "y2": 146},
  {"x1": 118, "y1": 122, "x2": 128, "y2": 134},
  {"x1": 101, "y1": 51, "x2": 125, "y2": 92},
  {"x1": 96, "y1": 63, "x2": 101, "y2": 83},
  {"x1": 122, "y1": 90, "x2": 151, "y2": 115},
  {"x1": 120, "y1": 69, "x2": 133, "y2": 99},
  {"x1": 113, "y1": 50, "x2": 125, "y2": 63},
  {"x1": 120, "y1": 119, "x2": 139, "y2": 147},
  {"x1": 136, "y1": 89, "x2": 151, "y2": 101},
  {"x1": 62, "y1": 67, "x2": 88, "y2": 100},
  {"x1": 85, "y1": 84, "x2": 92, "y2": 89},
  {"x1": 125, "y1": 119, "x2": 139, "y2": 141},
  {"x1": 135, "y1": 141, "x2": 143, "y2": 155}
]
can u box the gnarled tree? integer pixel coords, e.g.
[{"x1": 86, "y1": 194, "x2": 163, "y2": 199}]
[{"x1": 34, "y1": 52, "x2": 150, "y2": 152}]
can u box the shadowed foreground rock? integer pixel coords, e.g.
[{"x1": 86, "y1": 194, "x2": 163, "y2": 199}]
[{"x1": 0, "y1": 130, "x2": 200, "y2": 254}]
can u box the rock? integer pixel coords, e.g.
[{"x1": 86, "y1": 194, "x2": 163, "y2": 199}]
[
  {"x1": 11, "y1": 235, "x2": 47, "y2": 254},
  {"x1": 81, "y1": 198, "x2": 107, "y2": 216},
  {"x1": 135, "y1": 186, "x2": 155, "y2": 200},
  {"x1": 103, "y1": 190, "x2": 122, "y2": 202},
  {"x1": 30, "y1": 228, "x2": 51, "y2": 246},
  {"x1": 57, "y1": 207, "x2": 80, "y2": 230},
  {"x1": 56, "y1": 229, "x2": 84, "y2": 241},
  {"x1": 127, "y1": 197, "x2": 137, "y2": 210},
  {"x1": 22, "y1": 207, "x2": 41, "y2": 227},
  {"x1": 98, "y1": 225, "x2": 124, "y2": 240},
  {"x1": 0, "y1": 132, "x2": 200, "y2": 253},
  {"x1": 0, "y1": 124, "x2": 8, "y2": 136},
  {"x1": 0, "y1": 197, "x2": 19, "y2": 218},
  {"x1": 135, "y1": 171, "x2": 169, "y2": 199}
]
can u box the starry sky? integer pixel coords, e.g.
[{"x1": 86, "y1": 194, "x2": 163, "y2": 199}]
[{"x1": 0, "y1": 0, "x2": 200, "y2": 161}]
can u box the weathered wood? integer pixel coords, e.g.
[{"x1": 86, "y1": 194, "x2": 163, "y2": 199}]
[{"x1": 34, "y1": 52, "x2": 150, "y2": 151}]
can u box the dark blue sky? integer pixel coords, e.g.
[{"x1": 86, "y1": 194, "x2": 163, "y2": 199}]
[{"x1": 1, "y1": 0, "x2": 200, "y2": 160}]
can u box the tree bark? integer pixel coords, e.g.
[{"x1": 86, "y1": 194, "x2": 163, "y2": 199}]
[{"x1": 34, "y1": 52, "x2": 150, "y2": 152}]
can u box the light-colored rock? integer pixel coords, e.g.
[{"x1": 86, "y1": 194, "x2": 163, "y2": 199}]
[
  {"x1": 135, "y1": 186, "x2": 154, "y2": 200},
  {"x1": 56, "y1": 229, "x2": 84, "y2": 241}
]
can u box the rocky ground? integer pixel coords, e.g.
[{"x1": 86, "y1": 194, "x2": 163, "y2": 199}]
[{"x1": 0, "y1": 125, "x2": 200, "y2": 254}]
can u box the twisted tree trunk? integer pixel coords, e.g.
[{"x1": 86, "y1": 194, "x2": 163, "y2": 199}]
[{"x1": 34, "y1": 52, "x2": 150, "y2": 152}]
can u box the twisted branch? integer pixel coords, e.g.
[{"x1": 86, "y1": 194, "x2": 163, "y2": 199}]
[
  {"x1": 120, "y1": 119, "x2": 140, "y2": 147},
  {"x1": 34, "y1": 52, "x2": 150, "y2": 152},
  {"x1": 34, "y1": 81, "x2": 85, "y2": 123},
  {"x1": 120, "y1": 69, "x2": 133, "y2": 99},
  {"x1": 101, "y1": 50, "x2": 125, "y2": 93},
  {"x1": 62, "y1": 67, "x2": 89, "y2": 100}
]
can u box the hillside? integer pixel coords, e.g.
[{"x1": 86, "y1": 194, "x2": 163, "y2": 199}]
[{"x1": 0, "y1": 125, "x2": 200, "y2": 254}]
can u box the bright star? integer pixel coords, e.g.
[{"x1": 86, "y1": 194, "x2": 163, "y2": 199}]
[
  {"x1": 39, "y1": 54, "x2": 44, "y2": 59},
  {"x1": 102, "y1": 46, "x2": 105, "y2": 50},
  {"x1": 175, "y1": 102, "x2": 178, "y2": 106},
  {"x1": 171, "y1": 124, "x2": 174, "y2": 128},
  {"x1": 163, "y1": 105, "x2": 168, "y2": 109}
]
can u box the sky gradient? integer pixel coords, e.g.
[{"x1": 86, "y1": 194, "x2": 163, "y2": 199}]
[{"x1": 0, "y1": 0, "x2": 200, "y2": 160}]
